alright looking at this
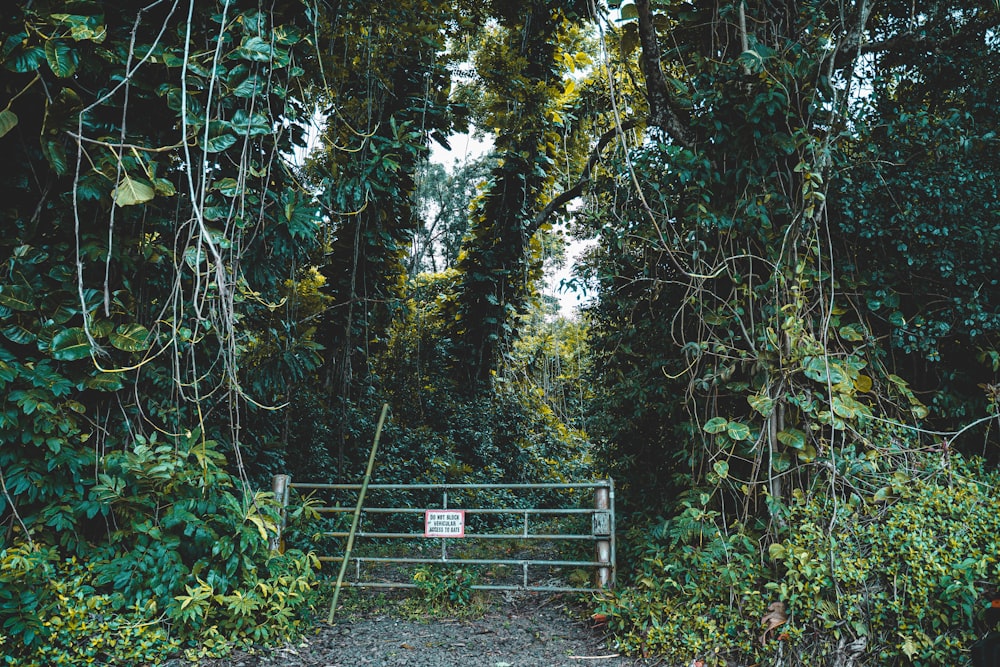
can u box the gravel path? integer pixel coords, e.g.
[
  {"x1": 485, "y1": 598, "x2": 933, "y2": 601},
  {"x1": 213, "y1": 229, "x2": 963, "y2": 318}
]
[{"x1": 201, "y1": 593, "x2": 654, "y2": 667}]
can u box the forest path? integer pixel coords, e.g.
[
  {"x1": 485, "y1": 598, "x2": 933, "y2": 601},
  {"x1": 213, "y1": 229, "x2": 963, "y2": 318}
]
[{"x1": 198, "y1": 592, "x2": 657, "y2": 667}]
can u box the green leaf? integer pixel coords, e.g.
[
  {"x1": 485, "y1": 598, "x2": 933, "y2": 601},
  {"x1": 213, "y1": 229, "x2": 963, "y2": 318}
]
[
  {"x1": 727, "y1": 421, "x2": 751, "y2": 441},
  {"x1": 619, "y1": 3, "x2": 639, "y2": 20},
  {"x1": 109, "y1": 323, "x2": 151, "y2": 352},
  {"x1": 831, "y1": 395, "x2": 856, "y2": 419},
  {"x1": 51, "y1": 14, "x2": 107, "y2": 43},
  {"x1": 748, "y1": 392, "x2": 774, "y2": 416},
  {"x1": 873, "y1": 486, "x2": 892, "y2": 503},
  {"x1": 5, "y1": 42, "x2": 45, "y2": 73},
  {"x1": 2, "y1": 325, "x2": 36, "y2": 345},
  {"x1": 713, "y1": 460, "x2": 729, "y2": 478},
  {"x1": 796, "y1": 443, "x2": 817, "y2": 462},
  {"x1": 802, "y1": 356, "x2": 847, "y2": 385},
  {"x1": 773, "y1": 453, "x2": 792, "y2": 472},
  {"x1": 0, "y1": 109, "x2": 17, "y2": 138},
  {"x1": 239, "y1": 36, "x2": 273, "y2": 62},
  {"x1": 113, "y1": 175, "x2": 155, "y2": 207},
  {"x1": 41, "y1": 139, "x2": 68, "y2": 175},
  {"x1": 51, "y1": 327, "x2": 92, "y2": 361},
  {"x1": 703, "y1": 416, "x2": 729, "y2": 434},
  {"x1": 83, "y1": 372, "x2": 124, "y2": 391},
  {"x1": 0, "y1": 285, "x2": 34, "y2": 311},
  {"x1": 768, "y1": 543, "x2": 786, "y2": 561},
  {"x1": 44, "y1": 39, "x2": 78, "y2": 77},
  {"x1": 214, "y1": 177, "x2": 241, "y2": 196},
  {"x1": 153, "y1": 178, "x2": 176, "y2": 196},
  {"x1": 838, "y1": 324, "x2": 864, "y2": 342},
  {"x1": 231, "y1": 109, "x2": 272, "y2": 137},
  {"x1": 776, "y1": 428, "x2": 806, "y2": 450},
  {"x1": 205, "y1": 133, "x2": 238, "y2": 153}
]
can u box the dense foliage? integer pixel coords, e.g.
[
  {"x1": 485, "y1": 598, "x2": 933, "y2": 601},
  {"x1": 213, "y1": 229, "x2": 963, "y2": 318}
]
[
  {"x1": 2, "y1": 0, "x2": 999, "y2": 664},
  {"x1": 0, "y1": 0, "x2": 324, "y2": 660},
  {"x1": 579, "y1": 0, "x2": 1000, "y2": 664}
]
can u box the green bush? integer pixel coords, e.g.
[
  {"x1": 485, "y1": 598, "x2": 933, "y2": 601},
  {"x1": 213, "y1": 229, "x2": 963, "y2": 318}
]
[
  {"x1": 770, "y1": 456, "x2": 1000, "y2": 665},
  {"x1": 595, "y1": 501, "x2": 768, "y2": 665},
  {"x1": 598, "y1": 454, "x2": 1000, "y2": 666},
  {"x1": 0, "y1": 435, "x2": 321, "y2": 665},
  {"x1": 0, "y1": 548, "x2": 179, "y2": 666}
]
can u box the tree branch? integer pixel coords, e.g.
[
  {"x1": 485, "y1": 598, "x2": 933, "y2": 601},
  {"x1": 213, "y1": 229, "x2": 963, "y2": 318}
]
[{"x1": 529, "y1": 118, "x2": 641, "y2": 235}]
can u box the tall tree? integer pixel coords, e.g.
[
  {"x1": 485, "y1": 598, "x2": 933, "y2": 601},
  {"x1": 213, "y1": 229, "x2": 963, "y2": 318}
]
[
  {"x1": 583, "y1": 0, "x2": 1000, "y2": 518},
  {"x1": 447, "y1": 0, "x2": 588, "y2": 387}
]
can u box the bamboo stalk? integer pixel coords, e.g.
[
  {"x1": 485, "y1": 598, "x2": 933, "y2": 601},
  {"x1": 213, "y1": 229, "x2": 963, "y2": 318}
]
[{"x1": 327, "y1": 402, "x2": 389, "y2": 624}]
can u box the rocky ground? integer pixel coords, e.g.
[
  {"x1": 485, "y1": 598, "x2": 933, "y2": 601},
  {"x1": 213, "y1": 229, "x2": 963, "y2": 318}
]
[{"x1": 198, "y1": 591, "x2": 658, "y2": 667}]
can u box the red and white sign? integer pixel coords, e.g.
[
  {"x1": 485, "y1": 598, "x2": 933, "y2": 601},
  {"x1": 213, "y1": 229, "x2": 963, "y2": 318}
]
[{"x1": 424, "y1": 509, "x2": 465, "y2": 538}]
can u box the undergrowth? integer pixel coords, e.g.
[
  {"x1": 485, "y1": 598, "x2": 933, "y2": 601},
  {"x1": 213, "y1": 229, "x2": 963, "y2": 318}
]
[
  {"x1": 596, "y1": 452, "x2": 1000, "y2": 666},
  {"x1": 0, "y1": 437, "x2": 322, "y2": 665}
]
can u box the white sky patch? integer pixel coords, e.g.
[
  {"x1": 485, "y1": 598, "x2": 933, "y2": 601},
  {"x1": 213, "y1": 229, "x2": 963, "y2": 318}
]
[
  {"x1": 544, "y1": 233, "x2": 595, "y2": 318},
  {"x1": 429, "y1": 130, "x2": 492, "y2": 164}
]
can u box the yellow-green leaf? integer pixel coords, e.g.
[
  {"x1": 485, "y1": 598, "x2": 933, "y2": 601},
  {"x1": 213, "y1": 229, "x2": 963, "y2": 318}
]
[
  {"x1": 247, "y1": 514, "x2": 269, "y2": 541},
  {"x1": 747, "y1": 392, "x2": 775, "y2": 416},
  {"x1": 727, "y1": 421, "x2": 751, "y2": 441},
  {"x1": 113, "y1": 175, "x2": 155, "y2": 207},
  {"x1": 776, "y1": 428, "x2": 806, "y2": 450},
  {"x1": 838, "y1": 324, "x2": 864, "y2": 341},
  {"x1": 44, "y1": 39, "x2": 78, "y2": 78},
  {"x1": 0, "y1": 285, "x2": 34, "y2": 311},
  {"x1": 0, "y1": 109, "x2": 18, "y2": 138},
  {"x1": 703, "y1": 416, "x2": 729, "y2": 434},
  {"x1": 109, "y1": 323, "x2": 151, "y2": 352}
]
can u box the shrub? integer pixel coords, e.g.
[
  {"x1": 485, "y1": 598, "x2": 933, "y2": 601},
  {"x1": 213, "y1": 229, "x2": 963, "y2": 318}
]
[
  {"x1": 598, "y1": 453, "x2": 1000, "y2": 666},
  {"x1": 0, "y1": 435, "x2": 321, "y2": 664}
]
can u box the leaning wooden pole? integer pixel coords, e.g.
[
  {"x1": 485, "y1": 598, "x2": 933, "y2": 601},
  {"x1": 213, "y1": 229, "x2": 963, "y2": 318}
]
[{"x1": 327, "y1": 402, "x2": 389, "y2": 624}]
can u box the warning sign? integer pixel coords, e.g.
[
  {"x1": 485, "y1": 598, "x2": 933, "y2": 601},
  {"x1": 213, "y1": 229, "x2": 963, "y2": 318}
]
[{"x1": 424, "y1": 510, "x2": 465, "y2": 538}]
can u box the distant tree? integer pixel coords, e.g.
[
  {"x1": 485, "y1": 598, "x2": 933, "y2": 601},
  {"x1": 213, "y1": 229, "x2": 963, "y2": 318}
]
[{"x1": 410, "y1": 154, "x2": 494, "y2": 275}]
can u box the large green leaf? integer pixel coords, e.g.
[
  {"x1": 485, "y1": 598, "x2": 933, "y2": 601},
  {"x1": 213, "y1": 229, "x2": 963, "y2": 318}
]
[
  {"x1": 113, "y1": 175, "x2": 155, "y2": 207},
  {"x1": 205, "y1": 133, "x2": 238, "y2": 153},
  {"x1": 0, "y1": 109, "x2": 17, "y2": 138},
  {"x1": 231, "y1": 109, "x2": 272, "y2": 137},
  {"x1": 239, "y1": 36, "x2": 273, "y2": 61},
  {"x1": 703, "y1": 416, "x2": 729, "y2": 434},
  {"x1": 109, "y1": 323, "x2": 151, "y2": 352},
  {"x1": 0, "y1": 285, "x2": 34, "y2": 311},
  {"x1": 776, "y1": 428, "x2": 807, "y2": 450},
  {"x1": 747, "y1": 392, "x2": 774, "y2": 416},
  {"x1": 727, "y1": 421, "x2": 751, "y2": 441},
  {"x1": 2, "y1": 325, "x2": 36, "y2": 345},
  {"x1": 51, "y1": 327, "x2": 92, "y2": 361},
  {"x1": 44, "y1": 39, "x2": 78, "y2": 77},
  {"x1": 83, "y1": 372, "x2": 123, "y2": 392},
  {"x1": 5, "y1": 40, "x2": 45, "y2": 73}
]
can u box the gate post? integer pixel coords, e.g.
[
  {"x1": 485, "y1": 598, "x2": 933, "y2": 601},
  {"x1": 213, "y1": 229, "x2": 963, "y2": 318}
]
[
  {"x1": 593, "y1": 481, "x2": 612, "y2": 589},
  {"x1": 271, "y1": 474, "x2": 291, "y2": 554}
]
